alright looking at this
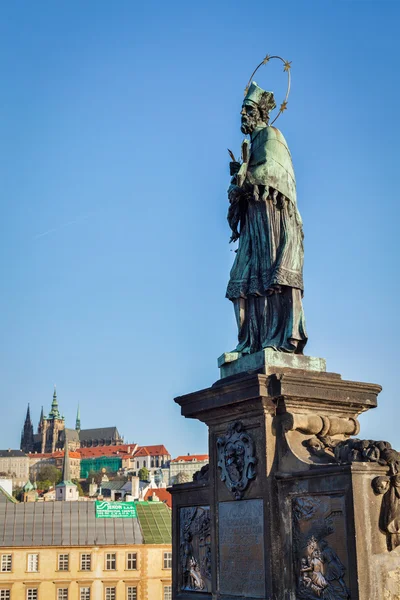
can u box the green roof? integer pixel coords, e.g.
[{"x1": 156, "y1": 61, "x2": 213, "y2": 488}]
[{"x1": 136, "y1": 501, "x2": 171, "y2": 544}]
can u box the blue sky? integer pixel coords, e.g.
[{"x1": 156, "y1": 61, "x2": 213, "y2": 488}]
[{"x1": 0, "y1": 0, "x2": 399, "y2": 458}]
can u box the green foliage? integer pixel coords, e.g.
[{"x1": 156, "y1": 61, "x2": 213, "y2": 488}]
[
  {"x1": 138, "y1": 467, "x2": 150, "y2": 481},
  {"x1": 13, "y1": 486, "x2": 23, "y2": 501},
  {"x1": 72, "y1": 479, "x2": 84, "y2": 496},
  {"x1": 36, "y1": 465, "x2": 62, "y2": 486},
  {"x1": 86, "y1": 470, "x2": 103, "y2": 485},
  {"x1": 39, "y1": 479, "x2": 54, "y2": 492}
]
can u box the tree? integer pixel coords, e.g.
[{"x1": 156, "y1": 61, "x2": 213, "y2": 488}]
[
  {"x1": 13, "y1": 486, "x2": 23, "y2": 501},
  {"x1": 86, "y1": 470, "x2": 103, "y2": 485},
  {"x1": 138, "y1": 467, "x2": 149, "y2": 482},
  {"x1": 36, "y1": 465, "x2": 62, "y2": 487},
  {"x1": 72, "y1": 479, "x2": 84, "y2": 496}
]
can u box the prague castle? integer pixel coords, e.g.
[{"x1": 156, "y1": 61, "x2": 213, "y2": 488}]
[{"x1": 20, "y1": 388, "x2": 124, "y2": 454}]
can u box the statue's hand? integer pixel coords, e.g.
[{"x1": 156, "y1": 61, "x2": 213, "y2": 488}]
[
  {"x1": 229, "y1": 230, "x2": 240, "y2": 243},
  {"x1": 229, "y1": 161, "x2": 241, "y2": 176}
]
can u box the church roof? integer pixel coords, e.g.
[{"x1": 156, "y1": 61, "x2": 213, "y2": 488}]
[
  {"x1": 79, "y1": 427, "x2": 122, "y2": 442},
  {"x1": 62, "y1": 428, "x2": 80, "y2": 442}
]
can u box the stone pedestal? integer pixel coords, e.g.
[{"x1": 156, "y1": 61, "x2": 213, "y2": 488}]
[{"x1": 171, "y1": 357, "x2": 400, "y2": 600}]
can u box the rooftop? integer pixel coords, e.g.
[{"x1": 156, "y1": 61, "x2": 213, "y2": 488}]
[
  {"x1": 0, "y1": 450, "x2": 27, "y2": 458},
  {"x1": 171, "y1": 454, "x2": 209, "y2": 463},
  {"x1": 135, "y1": 501, "x2": 171, "y2": 544},
  {"x1": 0, "y1": 501, "x2": 171, "y2": 547},
  {"x1": 144, "y1": 488, "x2": 172, "y2": 508},
  {"x1": 134, "y1": 445, "x2": 170, "y2": 457}
]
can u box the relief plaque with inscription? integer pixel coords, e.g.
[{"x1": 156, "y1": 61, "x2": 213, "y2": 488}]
[{"x1": 218, "y1": 499, "x2": 265, "y2": 597}]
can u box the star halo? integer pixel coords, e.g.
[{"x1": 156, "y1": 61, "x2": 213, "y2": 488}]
[{"x1": 244, "y1": 54, "x2": 292, "y2": 126}]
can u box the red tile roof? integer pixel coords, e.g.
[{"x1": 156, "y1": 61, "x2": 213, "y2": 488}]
[
  {"x1": 28, "y1": 451, "x2": 80, "y2": 459},
  {"x1": 171, "y1": 454, "x2": 209, "y2": 463},
  {"x1": 77, "y1": 444, "x2": 135, "y2": 459},
  {"x1": 133, "y1": 445, "x2": 170, "y2": 457},
  {"x1": 144, "y1": 487, "x2": 172, "y2": 508}
]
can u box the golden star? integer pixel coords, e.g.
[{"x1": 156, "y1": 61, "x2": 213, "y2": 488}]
[
  {"x1": 283, "y1": 60, "x2": 292, "y2": 72},
  {"x1": 262, "y1": 54, "x2": 271, "y2": 64},
  {"x1": 280, "y1": 101, "x2": 288, "y2": 112}
]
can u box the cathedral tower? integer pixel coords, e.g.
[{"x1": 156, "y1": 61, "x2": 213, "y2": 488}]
[{"x1": 20, "y1": 404, "x2": 34, "y2": 453}]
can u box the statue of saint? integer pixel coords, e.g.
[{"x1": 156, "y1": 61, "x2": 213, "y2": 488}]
[{"x1": 226, "y1": 81, "x2": 308, "y2": 354}]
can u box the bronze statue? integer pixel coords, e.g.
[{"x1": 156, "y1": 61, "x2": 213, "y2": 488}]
[{"x1": 226, "y1": 58, "x2": 307, "y2": 354}]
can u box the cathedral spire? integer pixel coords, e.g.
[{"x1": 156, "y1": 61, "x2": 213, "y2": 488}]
[
  {"x1": 21, "y1": 404, "x2": 34, "y2": 453},
  {"x1": 75, "y1": 405, "x2": 81, "y2": 433},
  {"x1": 48, "y1": 385, "x2": 61, "y2": 419}
]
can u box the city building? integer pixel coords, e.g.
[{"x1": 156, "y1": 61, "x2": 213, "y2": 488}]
[
  {"x1": 29, "y1": 451, "x2": 81, "y2": 481},
  {"x1": 0, "y1": 500, "x2": 172, "y2": 599},
  {"x1": 79, "y1": 445, "x2": 137, "y2": 479},
  {"x1": 126, "y1": 446, "x2": 171, "y2": 478},
  {"x1": 0, "y1": 450, "x2": 29, "y2": 488},
  {"x1": 20, "y1": 389, "x2": 125, "y2": 454},
  {"x1": 169, "y1": 454, "x2": 209, "y2": 484}
]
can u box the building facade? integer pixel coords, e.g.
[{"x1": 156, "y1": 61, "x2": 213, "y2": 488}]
[
  {"x1": 29, "y1": 451, "x2": 81, "y2": 481},
  {"x1": 0, "y1": 451, "x2": 29, "y2": 488},
  {"x1": 0, "y1": 501, "x2": 172, "y2": 600},
  {"x1": 125, "y1": 446, "x2": 171, "y2": 478},
  {"x1": 169, "y1": 454, "x2": 209, "y2": 484}
]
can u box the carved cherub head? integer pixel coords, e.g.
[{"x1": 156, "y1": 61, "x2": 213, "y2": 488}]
[{"x1": 372, "y1": 476, "x2": 390, "y2": 495}]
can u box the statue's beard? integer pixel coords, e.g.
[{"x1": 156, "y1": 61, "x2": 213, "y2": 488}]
[{"x1": 241, "y1": 117, "x2": 258, "y2": 134}]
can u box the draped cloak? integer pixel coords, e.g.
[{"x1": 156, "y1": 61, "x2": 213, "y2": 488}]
[{"x1": 226, "y1": 126, "x2": 307, "y2": 354}]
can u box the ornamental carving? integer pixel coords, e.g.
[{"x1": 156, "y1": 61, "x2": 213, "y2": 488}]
[
  {"x1": 217, "y1": 421, "x2": 257, "y2": 500},
  {"x1": 179, "y1": 506, "x2": 211, "y2": 592},
  {"x1": 292, "y1": 494, "x2": 350, "y2": 600}
]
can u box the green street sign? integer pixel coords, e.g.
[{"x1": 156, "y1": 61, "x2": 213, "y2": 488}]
[{"x1": 95, "y1": 501, "x2": 137, "y2": 518}]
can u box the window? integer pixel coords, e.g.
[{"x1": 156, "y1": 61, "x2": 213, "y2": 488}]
[
  {"x1": 136, "y1": 461, "x2": 139, "y2": 468},
  {"x1": 127, "y1": 587, "x2": 137, "y2": 600},
  {"x1": 163, "y1": 552, "x2": 172, "y2": 569},
  {"x1": 105, "y1": 553, "x2": 116, "y2": 570},
  {"x1": 57, "y1": 590, "x2": 68, "y2": 600},
  {"x1": 80, "y1": 554, "x2": 91, "y2": 571},
  {"x1": 27, "y1": 553, "x2": 39, "y2": 572},
  {"x1": 126, "y1": 552, "x2": 137, "y2": 570},
  {"x1": 0, "y1": 555, "x2": 11, "y2": 572},
  {"x1": 142, "y1": 460, "x2": 145, "y2": 467},
  {"x1": 163, "y1": 586, "x2": 172, "y2": 600},
  {"x1": 80, "y1": 589, "x2": 90, "y2": 600},
  {"x1": 58, "y1": 554, "x2": 69, "y2": 571},
  {"x1": 105, "y1": 588, "x2": 116, "y2": 600},
  {"x1": 0, "y1": 591, "x2": 10, "y2": 600},
  {"x1": 26, "y1": 590, "x2": 38, "y2": 600}
]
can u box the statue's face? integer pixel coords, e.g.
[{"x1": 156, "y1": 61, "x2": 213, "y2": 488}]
[{"x1": 241, "y1": 103, "x2": 261, "y2": 134}]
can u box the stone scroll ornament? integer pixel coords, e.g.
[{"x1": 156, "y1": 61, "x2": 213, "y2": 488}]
[
  {"x1": 217, "y1": 421, "x2": 257, "y2": 500},
  {"x1": 304, "y1": 435, "x2": 400, "y2": 552}
]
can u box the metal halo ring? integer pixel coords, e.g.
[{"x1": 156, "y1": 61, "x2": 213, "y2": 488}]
[{"x1": 244, "y1": 54, "x2": 291, "y2": 126}]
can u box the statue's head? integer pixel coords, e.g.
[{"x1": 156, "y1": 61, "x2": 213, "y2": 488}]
[{"x1": 241, "y1": 81, "x2": 276, "y2": 134}]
